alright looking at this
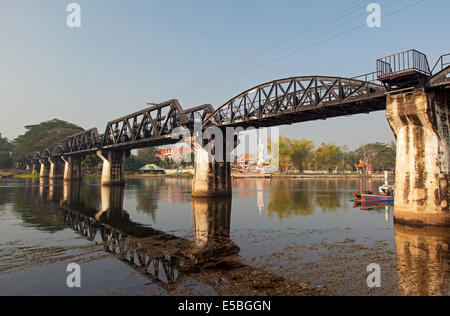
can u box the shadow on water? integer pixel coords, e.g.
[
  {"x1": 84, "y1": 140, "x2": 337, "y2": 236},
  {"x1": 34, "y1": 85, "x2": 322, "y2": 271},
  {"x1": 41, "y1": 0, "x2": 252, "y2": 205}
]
[{"x1": 7, "y1": 178, "x2": 323, "y2": 295}]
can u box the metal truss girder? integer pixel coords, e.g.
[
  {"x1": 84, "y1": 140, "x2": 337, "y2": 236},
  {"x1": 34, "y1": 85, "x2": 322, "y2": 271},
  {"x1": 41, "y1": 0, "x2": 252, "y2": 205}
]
[{"x1": 204, "y1": 76, "x2": 386, "y2": 128}]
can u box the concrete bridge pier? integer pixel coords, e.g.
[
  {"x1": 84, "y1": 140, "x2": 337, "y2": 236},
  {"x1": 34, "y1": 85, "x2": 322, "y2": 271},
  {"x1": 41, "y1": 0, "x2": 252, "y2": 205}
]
[
  {"x1": 62, "y1": 156, "x2": 82, "y2": 182},
  {"x1": 39, "y1": 160, "x2": 50, "y2": 178},
  {"x1": 48, "y1": 157, "x2": 64, "y2": 179},
  {"x1": 32, "y1": 162, "x2": 40, "y2": 175},
  {"x1": 386, "y1": 89, "x2": 450, "y2": 227},
  {"x1": 97, "y1": 150, "x2": 128, "y2": 186},
  {"x1": 192, "y1": 137, "x2": 234, "y2": 198}
]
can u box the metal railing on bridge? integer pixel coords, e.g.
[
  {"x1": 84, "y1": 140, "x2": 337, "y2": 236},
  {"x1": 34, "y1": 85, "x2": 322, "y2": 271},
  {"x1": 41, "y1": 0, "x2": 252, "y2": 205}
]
[
  {"x1": 352, "y1": 71, "x2": 381, "y2": 85},
  {"x1": 377, "y1": 49, "x2": 431, "y2": 80},
  {"x1": 431, "y1": 53, "x2": 450, "y2": 74}
]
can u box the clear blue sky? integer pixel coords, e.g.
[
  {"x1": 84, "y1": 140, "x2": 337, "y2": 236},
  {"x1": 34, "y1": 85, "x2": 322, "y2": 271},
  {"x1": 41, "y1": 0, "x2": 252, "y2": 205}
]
[{"x1": 1, "y1": 0, "x2": 449, "y2": 149}]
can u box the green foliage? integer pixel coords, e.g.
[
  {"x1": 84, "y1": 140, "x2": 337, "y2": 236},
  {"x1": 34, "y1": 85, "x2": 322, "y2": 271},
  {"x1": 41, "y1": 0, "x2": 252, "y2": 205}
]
[
  {"x1": 82, "y1": 154, "x2": 101, "y2": 172},
  {"x1": 355, "y1": 142, "x2": 396, "y2": 171},
  {"x1": 269, "y1": 136, "x2": 395, "y2": 173},
  {"x1": 0, "y1": 136, "x2": 13, "y2": 169},
  {"x1": 313, "y1": 143, "x2": 342, "y2": 172},
  {"x1": 125, "y1": 155, "x2": 145, "y2": 171},
  {"x1": 269, "y1": 137, "x2": 314, "y2": 172},
  {"x1": 136, "y1": 148, "x2": 160, "y2": 165},
  {"x1": 13, "y1": 119, "x2": 84, "y2": 155}
]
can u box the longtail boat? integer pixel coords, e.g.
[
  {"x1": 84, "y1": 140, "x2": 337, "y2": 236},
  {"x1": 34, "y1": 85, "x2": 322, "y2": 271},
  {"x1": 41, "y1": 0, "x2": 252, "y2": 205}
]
[{"x1": 352, "y1": 191, "x2": 394, "y2": 203}]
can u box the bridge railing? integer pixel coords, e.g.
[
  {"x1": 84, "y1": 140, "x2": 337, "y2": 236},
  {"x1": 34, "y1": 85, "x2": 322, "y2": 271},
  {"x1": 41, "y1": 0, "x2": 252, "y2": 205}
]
[
  {"x1": 377, "y1": 49, "x2": 431, "y2": 80},
  {"x1": 352, "y1": 72, "x2": 381, "y2": 84},
  {"x1": 431, "y1": 53, "x2": 450, "y2": 74}
]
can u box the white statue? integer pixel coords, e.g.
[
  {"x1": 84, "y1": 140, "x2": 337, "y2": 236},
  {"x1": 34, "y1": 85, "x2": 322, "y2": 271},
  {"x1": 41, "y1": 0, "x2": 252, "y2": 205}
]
[{"x1": 257, "y1": 136, "x2": 265, "y2": 170}]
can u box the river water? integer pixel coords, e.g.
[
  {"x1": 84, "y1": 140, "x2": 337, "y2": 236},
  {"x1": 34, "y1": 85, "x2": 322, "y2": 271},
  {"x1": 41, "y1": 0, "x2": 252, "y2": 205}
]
[{"x1": 0, "y1": 177, "x2": 448, "y2": 296}]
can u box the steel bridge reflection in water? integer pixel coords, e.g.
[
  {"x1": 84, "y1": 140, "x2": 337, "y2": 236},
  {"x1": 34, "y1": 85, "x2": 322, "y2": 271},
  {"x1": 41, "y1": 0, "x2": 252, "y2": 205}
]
[{"x1": 17, "y1": 178, "x2": 446, "y2": 295}]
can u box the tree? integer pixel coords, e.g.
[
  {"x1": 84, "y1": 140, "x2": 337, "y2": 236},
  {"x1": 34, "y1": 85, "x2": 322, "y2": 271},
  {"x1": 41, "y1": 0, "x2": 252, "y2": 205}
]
[
  {"x1": 269, "y1": 137, "x2": 315, "y2": 173},
  {"x1": 0, "y1": 136, "x2": 13, "y2": 169},
  {"x1": 82, "y1": 154, "x2": 101, "y2": 172},
  {"x1": 13, "y1": 119, "x2": 84, "y2": 154},
  {"x1": 343, "y1": 151, "x2": 359, "y2": 172},
  {"x1": 355, "y1": 142, "x2": 396, "y2": 172},
  {"x1": 125, "y1": 155, "x2": 145, "y2": 171},
  {"x1": 312, "y1": 143, "x2": 342, "y2": 172},
  {"x1": 290, "y1": 139, "x2": 315, "y2": 173},
  {"x1": 356, "y1": 144, "x2": 378, "y2": 170},
  {"x1": 136, "y1": 148, "x2": 160, "y2": 165}
]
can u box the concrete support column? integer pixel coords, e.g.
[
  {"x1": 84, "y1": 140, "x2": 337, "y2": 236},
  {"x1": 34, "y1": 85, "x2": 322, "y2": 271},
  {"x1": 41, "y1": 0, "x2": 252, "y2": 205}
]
[
  {"x1": 49, "y1": 157, "x2": 64, "y2": 179},
  {"x1": 192, "y1": 140, "x2": 232, "y2": 197},
  {"x1": 386, "y1": 89, "x2": 449, "y2": 227},
  {"x1": 62, "y1": 156, "x2": 82, "y2": 182},
  {"x1": 97, "y1": 150, "x2": 126, "y2": 185},
  {"x1": 32, "y1": 162, "x2": 40, "y2": 175},
  {"x1": 39, "y1": 160, "x2": 50, "y2": 178}
]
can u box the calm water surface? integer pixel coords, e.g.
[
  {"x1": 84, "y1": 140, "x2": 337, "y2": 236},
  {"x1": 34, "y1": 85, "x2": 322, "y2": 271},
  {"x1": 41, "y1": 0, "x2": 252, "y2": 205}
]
[{"x1": 0, "y1": 177, "x2": 448, "y2": 296}]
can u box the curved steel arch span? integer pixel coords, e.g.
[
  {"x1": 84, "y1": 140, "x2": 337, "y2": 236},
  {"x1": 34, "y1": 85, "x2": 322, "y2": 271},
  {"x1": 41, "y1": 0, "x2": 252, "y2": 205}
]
[{"x1": 203, "y1": 76, "x2": 387, "y2": 128}]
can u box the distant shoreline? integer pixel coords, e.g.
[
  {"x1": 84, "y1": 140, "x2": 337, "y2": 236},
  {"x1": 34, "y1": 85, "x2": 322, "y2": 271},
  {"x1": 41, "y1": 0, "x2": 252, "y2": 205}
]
[{"x1": 2, "y1": 170, "x2": 389, "y2": 180}]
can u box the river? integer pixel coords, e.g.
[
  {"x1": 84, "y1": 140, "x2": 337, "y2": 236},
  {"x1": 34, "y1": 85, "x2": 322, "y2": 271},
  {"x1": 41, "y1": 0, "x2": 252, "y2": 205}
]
[{"x1": 0, "y1": 177, "x2": 448, "y2": 296}]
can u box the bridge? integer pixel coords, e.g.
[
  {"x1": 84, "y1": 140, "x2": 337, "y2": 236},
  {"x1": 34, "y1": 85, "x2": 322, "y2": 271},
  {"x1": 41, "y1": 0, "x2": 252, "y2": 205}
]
[{"x1": 17, "y1": 49, "x2": 450, "y2": 227}]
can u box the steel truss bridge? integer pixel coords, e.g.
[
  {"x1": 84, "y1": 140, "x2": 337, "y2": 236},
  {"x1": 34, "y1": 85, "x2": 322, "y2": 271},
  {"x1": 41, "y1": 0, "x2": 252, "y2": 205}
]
[{"x1": 17, "y1": 50, "x2": 450, "y2": 166}]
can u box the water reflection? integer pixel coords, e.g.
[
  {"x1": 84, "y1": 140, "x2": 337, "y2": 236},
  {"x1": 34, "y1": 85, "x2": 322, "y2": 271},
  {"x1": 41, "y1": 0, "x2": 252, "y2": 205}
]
[
  {"x1": 395, "y1": 224, "x2": 449, "y2": 296},
  {"x1": 133, "y1": 178, "x2": 191, "y2": 221},
  {"x1": 266, "y1": 179, "x2": 350, "y2": 219},
  {"x1": 1, "y1": 177, "x2": 448, "y2": 296},
  {"x1": 62, "y1": 182, "x2": 240, "y2": 290}
]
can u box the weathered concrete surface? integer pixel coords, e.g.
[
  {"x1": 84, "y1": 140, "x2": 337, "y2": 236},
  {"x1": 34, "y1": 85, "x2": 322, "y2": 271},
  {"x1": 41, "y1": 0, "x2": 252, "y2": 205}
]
[
  {"x1": 97, "y1": 150, "x2": 126, "y2": 185},
  {"x1": 48, "y1": 157, "x2": 64, "y2": 179},
  {"x1": 394, "y1": 223, "x2": 449, "y2": 296},
  {"x1": 62, "y1": 156, "x2": 82, "y2": 182},
  {"x1": 386, "y1": 89, "x2": 450, "y2": 227},
  {"x1": 192, "y1": 142, "x2": 232, "y2": 197},
  {"x1": 39, "y1": 160, "x2": 50, "y2": 178}
]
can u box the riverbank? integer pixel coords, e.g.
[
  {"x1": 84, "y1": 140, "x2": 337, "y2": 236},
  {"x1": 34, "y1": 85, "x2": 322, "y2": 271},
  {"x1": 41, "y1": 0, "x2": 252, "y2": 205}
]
[{"x1": 3, "y1": 171, "x2": 389, "y2": 180}]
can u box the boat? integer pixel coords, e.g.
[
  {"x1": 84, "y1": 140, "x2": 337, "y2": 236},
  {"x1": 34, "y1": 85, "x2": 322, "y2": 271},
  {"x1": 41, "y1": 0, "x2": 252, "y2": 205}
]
[
  {"x1": 353, "y1": 200, "x2": 393, "y2": 210},
  {"x1": 353, "y1": 192, "x2": 394, "y2": 203}
]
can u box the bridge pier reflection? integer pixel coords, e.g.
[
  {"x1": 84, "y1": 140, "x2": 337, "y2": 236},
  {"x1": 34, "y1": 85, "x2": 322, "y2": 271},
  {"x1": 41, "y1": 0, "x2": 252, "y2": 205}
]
[
  {"x1": 395, "y1": 223, "x2": 449, "y2": 296},
  {"x1": 95, "y1": 185, "x2": 127, "y2": 222},
  {"x1": 191, "y1": 197, "x2": 240, "y2": 267}
]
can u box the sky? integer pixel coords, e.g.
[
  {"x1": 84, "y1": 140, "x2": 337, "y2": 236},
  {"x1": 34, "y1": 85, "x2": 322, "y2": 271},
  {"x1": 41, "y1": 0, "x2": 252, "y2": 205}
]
[{"x1": 1, "y1": 0, "x2": 449, "y2": 149}]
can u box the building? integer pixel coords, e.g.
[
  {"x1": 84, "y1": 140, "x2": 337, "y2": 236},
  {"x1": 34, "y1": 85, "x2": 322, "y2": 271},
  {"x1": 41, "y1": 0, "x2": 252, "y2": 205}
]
[
  {"x1": 355, "y1": 160, "x2": 374, "y2": 174},
  {"x1": 155, "y1": 147, "x2": 192, "y2": 161},
  {"x1": 139, "y1": 164, "x2": 165, "y2": 174},
  {"x1": 235, "y1": 154, "x2": 258, "y2": 168}
]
